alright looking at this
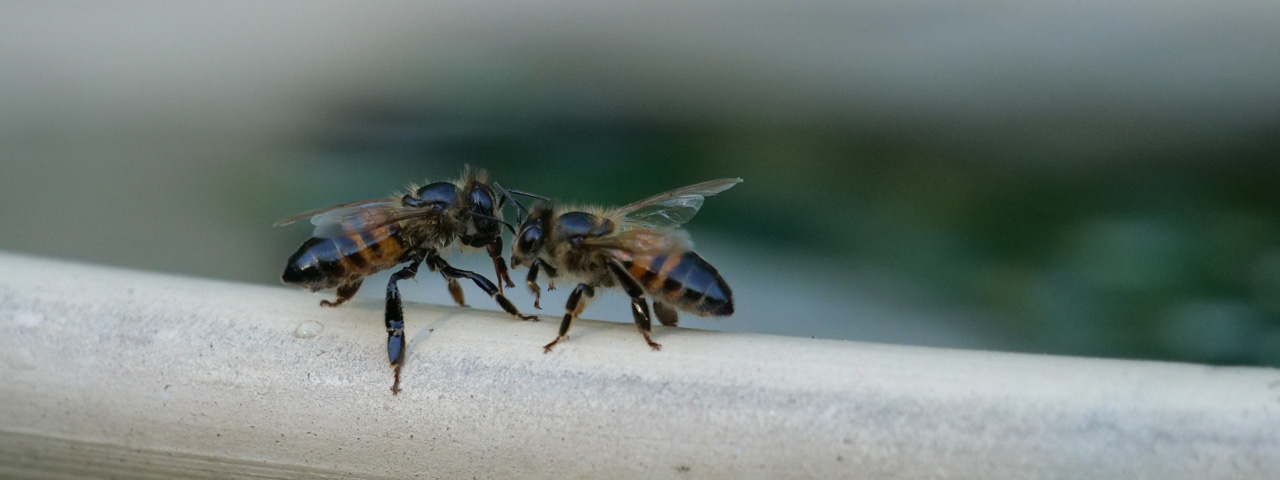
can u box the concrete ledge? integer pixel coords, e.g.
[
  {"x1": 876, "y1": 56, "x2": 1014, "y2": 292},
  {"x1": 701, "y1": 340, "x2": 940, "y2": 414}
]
[{"x1": 0, "y1": 252, "x2": 1277, "y2": 479}]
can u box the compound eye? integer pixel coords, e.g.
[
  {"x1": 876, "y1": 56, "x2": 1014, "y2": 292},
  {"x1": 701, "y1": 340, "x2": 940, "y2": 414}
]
[
  {"x1": 517, "y1": 225, "x2": 543, "y2": 255},
  {"x1": 468, "y1": 183, "x2": 495, "y2": 216}
]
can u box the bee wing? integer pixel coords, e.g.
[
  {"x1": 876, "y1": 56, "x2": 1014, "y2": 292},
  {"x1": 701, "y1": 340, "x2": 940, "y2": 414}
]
[
  {"x1": 273, "y1": 197, "x2": 396, "y2": 227},
  {"x1": 274, "y1": 197, "x2": 439, "y2": 238},
  {"x1": 612, "y1": 178, "x2": 742, "y2": 230},
  {"x1": 584, "y1": 228, "x2": 694, "y2": 260}
]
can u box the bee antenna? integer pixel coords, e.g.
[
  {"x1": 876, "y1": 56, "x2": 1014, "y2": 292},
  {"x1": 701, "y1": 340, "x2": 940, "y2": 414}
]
[
  {"x1": 492, "y1": 182, "x2": 530, "y2": 224},
  {"x1": 508, "y1": 189, "x2": 550, "y2": 202}
]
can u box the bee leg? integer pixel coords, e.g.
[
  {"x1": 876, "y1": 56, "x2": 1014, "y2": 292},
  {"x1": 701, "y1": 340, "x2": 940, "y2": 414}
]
[
  {"x1": 320, "y1": 280, "x2": 363, "y2": 307},
  {"x1": 426, "y1": 252, "x2": 538, "y2": 322},
  {"x1": 525, "y1": 259, "x2": 558, "y2": 310},
  {"x1": 544, "y1": 283, "x2": 595, "y2": 353},
  {"x1": 385, "y1": 258, "x2": 423, "y2": 395},
  {"x1": 653, "y1": 301, "x2": 680, "y2": 327},
  {"x1": 630, "y1": 298, "x2": 659, "y2": 351},
  {"x1": 487, "y1": 239, "x2": 515, "y2": 291},
  {"x1": 543, "y1": 261, "x2": 558, "y2": 291},
  {"x1": 447, "y1": 279, "x2": 467, "y2": 307},
  {"x1": 606, "y1": 260, "x2": 662, "y2": 350},
  {"x1": 525, "y1": 261, "x2": 543, "y2": 310}
]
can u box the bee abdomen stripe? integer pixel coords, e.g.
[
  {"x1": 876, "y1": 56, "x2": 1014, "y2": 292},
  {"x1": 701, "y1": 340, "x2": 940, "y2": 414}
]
[
  {"x1": 359, "y1": 229, "x2": 384, "y2": 254},
  {"x1": 317, "y1": 258, "x2": 345, "y2": 277},
  {"x1": 658, "y1": 254, "x2": 697, "y2": 301},
  {"x1": 656, "y1": 253, "x2": 682, "y2": 276},
  {"x1": 640, "y1": 270, "x2": 660, "y2": 290},
  {"x1": 662, "y1": 278, "x2": 683, "y2": 294},
  {"x1": 668, "y1": 252, "x2": 733, "y2": 315},
  {"x1": 373, "y1": 226, "x2": 407, "y2": 262},
  {"x1": 343, "y1": 249, "x2": 370, "y2": 270},
  {"x1": 631, "y1": 252, "x2": 730, "y2": 315},
  {"x1": 628, "y1": 255, "x2": 666, "y2": 290},
  {"x1": 681, "y1": 287, "x2": 706, "y2": 304}
]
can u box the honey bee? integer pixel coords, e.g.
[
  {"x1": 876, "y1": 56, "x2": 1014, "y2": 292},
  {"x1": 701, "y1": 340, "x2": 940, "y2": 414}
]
[
  {"x1": 505, "y1": 178, "x2": 741, "y2": 352},
  {"x1": 276, "y1": 167, "x2": 535, "y2": 394}
]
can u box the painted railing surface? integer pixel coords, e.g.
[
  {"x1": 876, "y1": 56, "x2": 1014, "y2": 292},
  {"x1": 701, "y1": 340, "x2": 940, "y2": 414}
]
[{"x1": 0, "y1": 252, "x2": 1276, "y2": 479}]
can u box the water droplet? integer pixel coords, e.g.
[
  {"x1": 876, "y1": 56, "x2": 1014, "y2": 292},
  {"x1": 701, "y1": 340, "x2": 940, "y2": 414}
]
[{"x1": 294, "y1": 321, "x2": 324, "y2": 339}]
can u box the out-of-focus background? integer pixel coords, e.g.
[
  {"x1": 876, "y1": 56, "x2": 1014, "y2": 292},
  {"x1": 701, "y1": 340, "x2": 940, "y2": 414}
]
[{"x1": 2, "y1": 2, "x2": 1278, "y2": 366}]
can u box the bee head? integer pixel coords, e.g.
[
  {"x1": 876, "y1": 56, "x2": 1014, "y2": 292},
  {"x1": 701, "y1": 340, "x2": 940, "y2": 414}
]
[
  {"x1": 458, "y1": 181, "x2": 504, "y2": 247},
  {"x1": 466, "y1": 181, "x2": 497, "y2": 217},
  {"x1": 511, "y1": 205, "x2": 552, "y2": 267}
]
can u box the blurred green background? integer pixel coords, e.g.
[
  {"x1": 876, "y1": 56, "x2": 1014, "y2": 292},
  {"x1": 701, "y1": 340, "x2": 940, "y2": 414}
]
[{"x1": 2, "y1": 2, "x2": 1277, "y2": 366}]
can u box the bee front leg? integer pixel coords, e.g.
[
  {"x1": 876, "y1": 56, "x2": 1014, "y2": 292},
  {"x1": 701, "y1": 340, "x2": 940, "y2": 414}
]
[
  {"x1": 487, "y1": 238, "x2": 515, "y2": 291},
  {"x1": 607, "y1": 260, "x2": 661, "y2": 351},
  {"x1": 385, "y1": 257, "x2": 423, "y2": 395},
  {"x1": 320, "y1": 280, "x2": 363, "y2": 307},
  {"x1": 525, "y1": 261, "x2": 543, "y2": 310},
  {"x1": 524, "y1": 259, "x2": 559, "y2": 310},
  {"x1": 426, "y1": 252, "x2": 538, "y2": 321},
  {"x1": 544, "y1": 283, "x2": 594, "y2": 353},
  {"x1": 543, "y1": 262, "x2": 558, "y2": 291}
]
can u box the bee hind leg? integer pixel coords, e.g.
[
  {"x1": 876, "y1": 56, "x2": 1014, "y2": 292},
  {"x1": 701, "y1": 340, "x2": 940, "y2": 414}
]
[
  {"x1": 384, "y1": 257, "x2": 423, "y2": 395},
  {"x1": 545, "y1": 283, "x2": 595, "y2": 353},
  {"x1": 426, "y1": 252, "x2": 537, "y2": 321},
  {"x1": 607, "y1": 260, "x2": 661, "y2": 350},
  {"x1": 320, "y1": 280, "x2": 363, "y2": 307},
  {"x1": 653, "y1": 301, "x2": 679, "y2": 327},
  {"x1": 446, "y1": 279, "x2": 467, "y2": 307}
]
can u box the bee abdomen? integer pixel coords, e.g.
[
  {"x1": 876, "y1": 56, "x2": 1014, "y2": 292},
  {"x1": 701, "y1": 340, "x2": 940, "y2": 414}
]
[
  {"x1": 627, "y1": 252, "x2": 733, "y2": 316},
  {"x1": 282, "y1": 226, "x2": 406, "y2": 290}
]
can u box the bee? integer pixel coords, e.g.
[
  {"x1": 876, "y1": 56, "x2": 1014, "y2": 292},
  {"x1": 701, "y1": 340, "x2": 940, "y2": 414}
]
[
  {"x1": 276, "y1": 167, "x2": 535, "y2": 394},
  {"x1": 505, "y1": 178, "x2": 741, "y2": 352}
]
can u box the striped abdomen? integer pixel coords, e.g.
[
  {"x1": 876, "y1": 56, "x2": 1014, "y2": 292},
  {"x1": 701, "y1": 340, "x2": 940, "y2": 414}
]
[
  {"x1": 624, "y1": 251, "x2": 733, "y2": 316},
  {"x1": 282, "y1": 225, "x2": 408, "y2": 290}
]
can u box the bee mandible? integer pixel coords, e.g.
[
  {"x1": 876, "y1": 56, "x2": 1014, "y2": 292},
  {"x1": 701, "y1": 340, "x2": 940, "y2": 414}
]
[
  {"x1": 505, "y1": 178, "x2": 740, "y2": 352},
  {"x1": 276, "y1": 167, "x2": 535, "y2": 393}
]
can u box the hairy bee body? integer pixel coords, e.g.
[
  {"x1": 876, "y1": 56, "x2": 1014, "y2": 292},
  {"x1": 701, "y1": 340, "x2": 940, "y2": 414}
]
[
  {"x1": 281, "y1": 202, "x2": 475, "y2": 292},
  {"x1": 276, "y1": 167, "x2": 533, "y2": 394},
  {"x1": 282, "y1": 224, "x2": 410, "y2": 291},
  {"x1": 621, "y1": 251, "x2": 732, "y2": 316},
  {"x1": 506, "y1": 178, "x2": 741, "y2": 352},
  {"x1": 536, "y1": 206, "x2": 733, "y2": 316}
]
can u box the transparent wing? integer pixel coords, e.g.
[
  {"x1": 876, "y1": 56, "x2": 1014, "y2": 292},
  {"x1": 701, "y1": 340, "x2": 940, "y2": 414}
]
[
  {"x1": 273, "y1": 197, "x2": 396, "y2": 227},
  {"x1": 584, "y1": 228, "x2": 694, "y2": 261},
  {"x1": 274, "y1": 197, "x2": 439, "y2": 238},
  {"x1": 612, "y1": 178, "x2": 742, "y2": 230}
]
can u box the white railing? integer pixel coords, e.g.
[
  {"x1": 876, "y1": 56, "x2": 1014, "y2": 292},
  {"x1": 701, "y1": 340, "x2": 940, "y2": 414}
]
[{"x1": 0, "y1": 252, "x2": 1276, "y2": 479}]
